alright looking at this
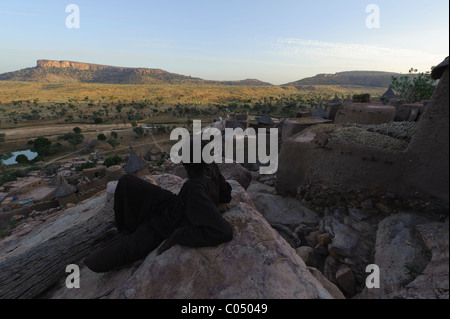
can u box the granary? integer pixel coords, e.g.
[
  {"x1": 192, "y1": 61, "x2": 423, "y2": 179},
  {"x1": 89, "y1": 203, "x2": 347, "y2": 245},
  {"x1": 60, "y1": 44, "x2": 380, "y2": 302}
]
[
  {"x1": 326, "y1": 94, "x2": 342, "y2": 105},
  {"x1": 312, "y1": 106, "x2": 328, "y2": 119},
  {"x1": 324, "y1": 94, "x2": 343, "y2": 121},
  {"x1": 352, "y1": 93, "x2": 371, "y2": 103},
  {"x1": 54, "y1": 174, "x2": 77, "y2": 206},
  {"x1": 256, "y1": 112, "x2": 274, "y2": 128},
  {"x1": 381, "y1": 87, "x2": 399, "y2": 100},
  {"x1": 123, "y1": 146, "x2": 149, "y2": 177}
]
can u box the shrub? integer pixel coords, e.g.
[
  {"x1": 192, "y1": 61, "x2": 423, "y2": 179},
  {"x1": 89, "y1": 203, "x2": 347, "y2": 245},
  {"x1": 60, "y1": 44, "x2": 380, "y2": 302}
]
[
  {"x1": 15, "y1": 154, "x2": 29, "y2": 164},
  {"x1": 390, "y1": 68, "x2": 437, "y2": 103},
  {"x1": 104, "y1": 155, "x2": 123, "y2": 167}
]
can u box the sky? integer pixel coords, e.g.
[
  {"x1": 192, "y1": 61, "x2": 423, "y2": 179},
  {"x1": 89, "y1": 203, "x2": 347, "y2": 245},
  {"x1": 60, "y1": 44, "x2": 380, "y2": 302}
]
[{"x1": 0, "y1": 0, "x2": 448, "y2": 84}]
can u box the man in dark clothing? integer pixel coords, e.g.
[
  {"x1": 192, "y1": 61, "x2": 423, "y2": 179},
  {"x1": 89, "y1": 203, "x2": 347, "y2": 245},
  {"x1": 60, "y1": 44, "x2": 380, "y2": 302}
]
[{"x1": 84, "y1": 159, "x2": 233, "y2": 273}]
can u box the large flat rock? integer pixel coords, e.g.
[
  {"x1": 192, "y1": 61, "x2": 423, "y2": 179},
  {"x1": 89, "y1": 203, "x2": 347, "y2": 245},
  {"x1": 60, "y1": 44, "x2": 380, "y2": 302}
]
[{"x1": 45, "y1": 180, "x2": 340, "y2": 299}]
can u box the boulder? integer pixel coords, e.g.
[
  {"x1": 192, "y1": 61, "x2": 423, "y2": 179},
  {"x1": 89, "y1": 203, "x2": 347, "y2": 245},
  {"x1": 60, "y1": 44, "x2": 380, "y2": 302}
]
[
  {"x1": 247, "y1": 181, "x2": 277, "y2": 195},
  {"x1": 317, "y1": 233, "x2": 332, "y2": 246},
  {"x1": 335, "y1": 264, "x2": 356, "y2": 295},
  {"x1": 45, "y1": 179, "x2": 340, "y2": 299},
  {"x1": 320, "y1": 211, "x2": 377, "y2": 287},
  {"x1": 217, "y1": 162, "x2": 252, "y2": 190},
  {"x1": 296, "y1": 246, "x2": 318, "y2": 267},
  {"x1": 358, "y1": 217, "x2": 449, "y2": 299},
  {"x1": 364, "y1": 213, "x2": 430, "y2": 298},
  {"x1": 247, "y1": 181, "x2": 320, "y2": 234},
  {"x1": 391, "y1": 222, "x2": 449, "y2": 299},
  {"x1": 107, "y1": 181, "x2": 118, "y2": 201},
  {"x1": 307, "y1": 267, "x2": 345, "y2": 299}
]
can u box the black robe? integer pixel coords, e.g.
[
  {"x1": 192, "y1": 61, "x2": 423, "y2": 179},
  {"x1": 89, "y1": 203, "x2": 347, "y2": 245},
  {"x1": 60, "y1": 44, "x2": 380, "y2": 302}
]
[{"x1": 84, "y1": 163, "x2": 232, "y2": 273}]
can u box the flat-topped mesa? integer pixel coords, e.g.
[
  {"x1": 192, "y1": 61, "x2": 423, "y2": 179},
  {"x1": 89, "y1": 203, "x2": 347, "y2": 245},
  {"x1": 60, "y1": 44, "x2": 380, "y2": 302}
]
[{"x1": 35, "y1": 59, "x2": 163, "y2": 73}]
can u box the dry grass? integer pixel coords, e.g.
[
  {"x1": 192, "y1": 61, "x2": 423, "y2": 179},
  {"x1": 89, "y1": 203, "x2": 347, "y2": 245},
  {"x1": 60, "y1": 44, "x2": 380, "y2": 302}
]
[
  {"x1": 0, "y1": 81, "x2": 384, "y2": 105},
  {"x1": 330, "y1": 127, "x2": 409, "y2": 151}
]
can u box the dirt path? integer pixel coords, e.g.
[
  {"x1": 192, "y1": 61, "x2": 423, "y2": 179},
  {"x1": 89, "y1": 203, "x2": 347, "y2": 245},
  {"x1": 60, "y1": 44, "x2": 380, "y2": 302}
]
[
  {"x1": 1, "y1": 123, "x2": 132, "y2": 141},
  {"x1": 44, "y1": 138, "x2": 173, "y2": 165}
]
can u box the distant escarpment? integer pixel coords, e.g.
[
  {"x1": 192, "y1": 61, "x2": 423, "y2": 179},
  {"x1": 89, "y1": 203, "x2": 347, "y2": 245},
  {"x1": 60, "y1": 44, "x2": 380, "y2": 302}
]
[
  {"x1": 0, "y1": 60, "x2": 273, "y2": 86},
  {"x1": 284, "y1": 71, "x2": 414, "y2": 88}
]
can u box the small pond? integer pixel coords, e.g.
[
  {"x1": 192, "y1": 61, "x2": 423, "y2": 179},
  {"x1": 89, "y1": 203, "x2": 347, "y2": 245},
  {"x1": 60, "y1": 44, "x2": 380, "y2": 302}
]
[{"x1": 1, "y1": 149, "x2": 39, "y2": 165}]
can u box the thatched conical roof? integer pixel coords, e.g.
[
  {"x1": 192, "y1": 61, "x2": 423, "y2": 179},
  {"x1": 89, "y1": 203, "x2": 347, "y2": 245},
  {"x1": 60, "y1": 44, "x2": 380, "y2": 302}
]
[
  {"x1": 257, "y1": 112, "x2": 274, "y2": 125},
  {"x1": 124, "y1": 146, "x2": 148, "y2": 174},
  {"x1": 325, "y1": 94, "x2": 342, "y2": 105},
  {"x1": 381, "y1": 88, "x2": 398, "y2": 99},
  {"x1": 313, "y1": 106, "x2": 328, "y2": 119},
  {"x1": 55, "y1": 174, "x2": 76, "y2": 198}
]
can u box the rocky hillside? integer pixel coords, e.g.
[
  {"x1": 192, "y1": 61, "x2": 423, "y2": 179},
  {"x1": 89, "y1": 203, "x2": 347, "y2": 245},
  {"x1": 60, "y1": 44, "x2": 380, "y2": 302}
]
[
  {"x1": 284, "y1": 71, "x2": 413, "y2": 88},
  {"x1": 0, "y1": 60, "x2": 273, "y2": 86}
]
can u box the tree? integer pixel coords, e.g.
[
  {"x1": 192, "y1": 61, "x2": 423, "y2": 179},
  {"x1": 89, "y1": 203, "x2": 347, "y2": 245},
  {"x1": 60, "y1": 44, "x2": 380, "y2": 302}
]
[
  {"x1": 390, "y1": 68, "x2": 437, "y2": 103},
  {"x1": 133, "y1": 126, "x2": 145, "y2": 138},
  {"x1": 33, "y1": 136, "x2": 52, "y2": 156},
  {"x1": 107, "y1": 138, "x2": 120, "y2": 150},
  {"x1": 73, "y1": 127, "x2": 82, "y2": 134},
  {"x1": 58, "y1": 132, "x2": 85, "y2": 151},
  {"x1": 0, "y1": 133, "x2": 5, "y2": 143},
  {"x1": 97, "y1": 133, "x2": 107, "y2": 141},
  {"x1": 111, "y1": 131, "x2": 118, "y2": 139},
  {"x1": 94, "y1": 117, "x2": 103, "y2": 124},
  {"x1": 15, "y1": 154, "x2": 29, "y2": 164}
]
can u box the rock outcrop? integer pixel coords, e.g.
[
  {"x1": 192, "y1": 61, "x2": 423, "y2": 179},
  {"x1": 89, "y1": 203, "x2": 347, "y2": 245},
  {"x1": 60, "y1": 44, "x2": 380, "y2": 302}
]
[
  {"x1": 358, "y1": 215, "x2": 449, "y2": 299},
  {"x1": 43, "y1": 177, "x2": 341, "y2": 299},
  {"x1": 392, "y1": 223, "x2": 449, "y2": 299},
  {"x1": 37, "y1": 60, "x2": 131, "y2": 71},
  {"x1": 247, "y1": 181, "x2": 319, "y2": 246},
  {"x1": 0, "y1": 191, "x2": 114, "y2": 299}
]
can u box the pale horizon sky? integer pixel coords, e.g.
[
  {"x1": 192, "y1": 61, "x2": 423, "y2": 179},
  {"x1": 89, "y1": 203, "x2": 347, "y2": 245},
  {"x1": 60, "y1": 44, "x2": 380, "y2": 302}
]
[{"x1": 0, "y1": 0, "x2": 449, "y2": 85}]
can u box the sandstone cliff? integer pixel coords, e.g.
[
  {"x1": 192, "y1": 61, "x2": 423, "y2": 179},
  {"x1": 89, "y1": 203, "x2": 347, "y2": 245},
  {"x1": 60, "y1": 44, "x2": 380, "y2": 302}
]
[{"x1": 0, "y1": 60, "x2": 273, "y2": 86}]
